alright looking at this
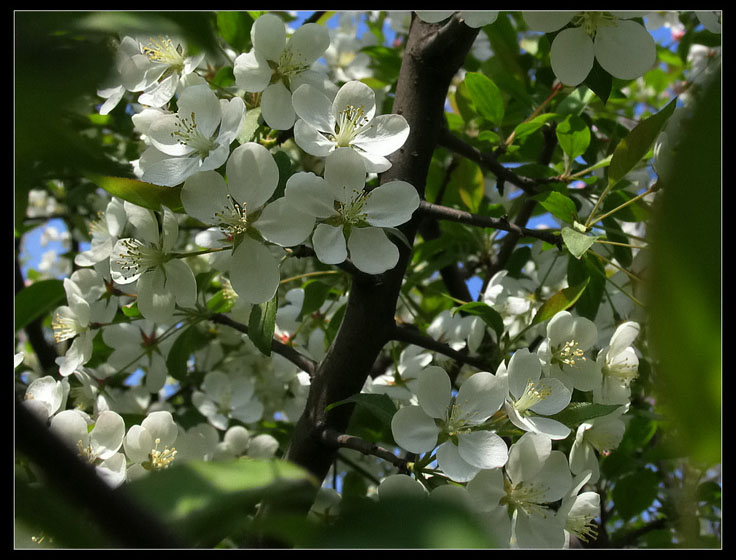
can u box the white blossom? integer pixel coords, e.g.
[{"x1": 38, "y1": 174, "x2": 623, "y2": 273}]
[
  {"x1": 282, "y1": 147, "x2": 419, "y2": 274},
  {"x1": 110, "y1": 203, "x2": 196, "y2": 324},
  {"x1": 523, "y1": 11, "x2": 656, "y2": 86},
  {"x1": 391, "y1": 366, "x2": 508, "y2": 482},
  {"x1": 137, "y1": 84, "x2": 245, "y2": 186},
  {"x1": 233, "y1": 13, "x2": 335, "y2": 130},
  {"x1": 292, "y1": 80, "x2": 410, "y2": 173}
]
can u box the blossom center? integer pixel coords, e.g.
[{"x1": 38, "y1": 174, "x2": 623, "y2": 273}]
[
  {"x1": 114, "y1": 239, "x2": 166, "y2": 279},
  {"x1": 335, "y1": 189, "x2": 371, "y2": 226},
  {"x1": 514, "y1": 380, "x2": 551, "y2": 414},
  {"x1": 502, "y1": 477, "x2": 551, "y2": 518},
  {"x1": 52, "y1": 312, "x2": 83, "y2": 343},
  {"x1": 554, "y1": 339, "x2": 586, "y2": 367},
  {"x1": 171, "y1": 112, "x2": 217, "y2": 158},
  {"x1": 567, "y1": 514, "x2": 599, "y2": 543},
  {"x1": 602, "y1": 360, "x2": 638, "y2": 386},
  {"x1": 144, "y1": 438, "x2": 177, "y2": 470},
  {"x1": 572, "y1": 12, "x2": 618, "y2": 37},
  {"x1": 444, "y1": 398, "x2": 479, "y2": 436},
  {"x1": 142, "y1": 36, "x2": 186, "y2": 71},
  {"x1": 88, "y1": 211, "x2": 108, "y2": 237},
  {"x1": 214, "y1": 195, "x2": 249, "y2": 237},
  {"x1": 273, "y1": 49, "x2": 310, "y2": 85},
  {"x1": 333, "y1": 104, "x2": 370, "y2": 147}
]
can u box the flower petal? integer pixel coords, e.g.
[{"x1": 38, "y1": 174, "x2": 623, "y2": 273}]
[
  {"x1": 364, "y1": 180, "x2": 419, "y2": 227},
  {"x1": 261, "y1": 82, "x2": 296, "y2": 130},
  {"x1": 251, "y1": 13, "x2": 286, "y2": 62},
  {"x1": 347, "y1": 226, "x2": 399, "y2": 275},
  {"x1": 457, "y1": 430, "x2": 508, "y2": 470},
  {"x1": 391, "y1": 405, "x2": 440, "y2": 454},
  {"x1": 550, "y1": 27, "x2": 594, "y2": 86},
  {"x1": 226, "y1": 142, "x2": 280, "y2": 209},
  {"x1": 594, "y1": 19, "x2": 656, "y2": 81},
  {"x1": 312, "y1": 223, "x2": 347, "y2": 265},
  {"x1": 229, "y1": 238, "x2": 282, "y2": 304},
  {"x1": 181, "y1": 170, "x2": 230, "y2": 225},
  {"x1": 416, "y1": 365, "x2": 452, "y2": 419},
  {"x1": 255, "y1": 197, "x2": 315, "y2": 247}
]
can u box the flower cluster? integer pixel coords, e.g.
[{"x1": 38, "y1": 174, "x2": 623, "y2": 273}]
[
  {"x1": 16, "y1": 10, "x2": 698, "y2": 550},
  {"x1": 384, "y1": 307, "x2": 640, "y2": 547}
]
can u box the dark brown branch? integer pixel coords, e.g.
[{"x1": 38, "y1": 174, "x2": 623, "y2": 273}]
[
  {"x1": 210, "y1": 313, "x2": 318, "y2": 377},
  {"x1": 418, "y1": 200, "x2": 562, "y2": 247},
  {"x1": 319, "y1": 428, "x2": 410, "y2": 473},
  {"x1": 390, "y1": 324, "x2": 495, "y2": 373},
  {"x1": 252, "y1": 18, "x2": 482, "y2": 543},
  {"x1": 482, "y1": 124, "x2": 560, "y2": 292},
  {"x1": 438, "y1": 127, "x2": 541, "y2": 195},
  {"x1": 15, "y1": 250, "x2": 58, "y2": 373}
]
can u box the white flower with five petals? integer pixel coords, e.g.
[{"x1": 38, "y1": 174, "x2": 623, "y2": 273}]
[
  {"x1": 292, "y1": 80, "x2": 409, "y2": 173},
  {"x1": 282, "y1": 147, "x2": 419, "y2": 274},
  {"x1": 137, "y1": 84, "x2": 245, "y2": 186},
  {"x1": 110, "y1": 203, "x2": 197, "y2": 324},
  {"x1": 233, "y1": 13, "x2": 335, "y2": 130},
  {"x1": 391, "y1": 366, "x2": 508, "y2": 482},
  {"x1": 182, "y1": 143, "x2": 314, "y2": 304}
]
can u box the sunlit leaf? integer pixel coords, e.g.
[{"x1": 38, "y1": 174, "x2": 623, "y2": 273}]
[
  {"x1": 531, "y1": 277, "x2": 590, "y2": 326},
  {"x1": 248, "y1": 292, "x2": 279, "y2": 357},
  {"x1": 84, "y1": 173, "x2": 183, "y2": 212}
]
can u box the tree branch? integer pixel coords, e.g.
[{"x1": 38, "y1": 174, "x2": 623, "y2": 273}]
[
  {"x1": 438, "y1": 127, "x2": 541, "y2": 195},
  {"x1": 253, "y1": 18, "x2": 482, "y2": 542},
  {"x1": 210, "y1": 313, "x2": 318, "y2": 377},
  {"x1": 390, "y1": 323, "x2": 495, "y2": 373},
  {"x1": 319, "y1": 428, "x2": 411, "y2": 473},
  {"x1": 417, "y1": 200, "x2": 562, "y2": 247}
]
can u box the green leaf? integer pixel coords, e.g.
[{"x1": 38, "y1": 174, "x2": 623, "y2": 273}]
[
  {"x1": 549, "y1": 401, "x2": 622, "y2": 427},
  {"x1": 216, "y1": 11, "x2": 254, "y2": 51},
  {"x1": 451, "y1": 301, "x2": 504, "y2": 338},
  {"x1": 647, "y1": 70, "x2": 720, "y2": 466},
  {"x1": 458, "y1": 167, "x2": 485, "y2": 213},
  {"x1": 511, "y1": 113, "x2": 560, "y2": 143},
  {"x1": 583, "y1": 58, "x2": 613, "y2": 104},
  {"x1": 464, "y1": 72, "x2": 504, "y2": 126},
  {"x1": 608, "y1": 97, "x2": 678, "y2": 187},
  {"x1": 556, "y1": 114, "x2": 591, "y2": 160},
  {"x1": 561, "y1": 226, "x2": 597, "y2": 259},
  {"x1": 323, "y1": 302, "x2": 346, "y2": 348},
  {"x1": 84, "y1": 173, "x2": 183, "y2": 212},
  {"x1": 248, "y1": 292, "x2": 278, "y2": 357},
  {"x1": 237, "y1": 105, "x2": 262, "y2": 144},
  {"x1": 165, "y1": 324, "x2": 209, "y2": 381},
  {"x1": 325, "y1": 392, "x2": 397, "y2": 427},
  {"x1": 326, "y1": 393, "x2": 399, "y2": 445},
  {"x1": 532, "y1": 190, "x2": 578, "y2": 224},
  {"x1": 531, "y1": 277, "x2": 590, "y2": 326},
  {"x1": 612, "y1": 469, "x2": 660, "y2": 520},
  {"x1": 15, "y1": 279, "x2": 65, "y2": 332},
  {"x1": 566, "y1": 252, "x2": 606, "y2": 321},
  {"x1": 126, "y1": 458, "x2": 317, "y2": 547},
  {"x1": 298, "y1": 281, "x2": 332, "y2": 321},
  {"x1": 301, "y1": 495, "x2": 497, "y2": 548},
  {"x1": 383, "y1": 227, "x2": 413, "y2": 251}
]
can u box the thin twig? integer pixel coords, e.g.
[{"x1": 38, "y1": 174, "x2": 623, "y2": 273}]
[
  {"x1": 390, "y1": 323, "x2": 495, "y2": 372},
  {"x1": 210, "y1": 313, "x2": 318, "y2": 377},
  {"x1": 417, "y1": 200, "x2": 562, "y2": 248},
  {"x1": 319, "y1": 428, "x2": 411, "y2": 473}
]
